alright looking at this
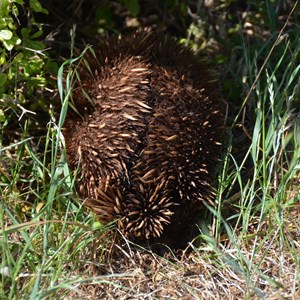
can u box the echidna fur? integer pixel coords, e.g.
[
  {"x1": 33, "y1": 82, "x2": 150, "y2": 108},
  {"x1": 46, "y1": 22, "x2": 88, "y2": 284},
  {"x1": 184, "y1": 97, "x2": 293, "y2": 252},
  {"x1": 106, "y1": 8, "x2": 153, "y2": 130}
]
[{"x1": 64, "y1": 30, "x2": 225, "y2": 247}]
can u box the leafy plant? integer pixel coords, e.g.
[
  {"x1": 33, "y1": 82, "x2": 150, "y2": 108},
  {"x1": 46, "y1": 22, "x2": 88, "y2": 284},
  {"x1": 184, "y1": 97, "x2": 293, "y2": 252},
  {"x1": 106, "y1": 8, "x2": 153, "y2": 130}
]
[{"x1": 0, "y1": 0, "x2": 56, "y2": 125}]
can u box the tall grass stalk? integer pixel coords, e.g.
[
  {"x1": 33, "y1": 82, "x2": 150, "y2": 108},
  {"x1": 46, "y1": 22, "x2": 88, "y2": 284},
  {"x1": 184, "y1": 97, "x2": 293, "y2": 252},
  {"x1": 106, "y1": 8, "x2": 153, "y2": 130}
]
[{"x1": 205, "y1": 16, "x2": 300, "y2": 297}]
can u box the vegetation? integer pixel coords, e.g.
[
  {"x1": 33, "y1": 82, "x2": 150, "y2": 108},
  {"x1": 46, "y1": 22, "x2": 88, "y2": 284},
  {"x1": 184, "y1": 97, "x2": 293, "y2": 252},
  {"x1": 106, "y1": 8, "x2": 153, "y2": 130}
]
[{"x1": 1, "y1": 0, "x2": 299, "y2": 299}]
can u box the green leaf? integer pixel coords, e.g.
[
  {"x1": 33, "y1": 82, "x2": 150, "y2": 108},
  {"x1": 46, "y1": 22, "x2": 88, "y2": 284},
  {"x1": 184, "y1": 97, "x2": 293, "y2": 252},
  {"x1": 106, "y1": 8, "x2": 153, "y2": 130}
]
[
  {"x1": 29, "y1": 0, "x2": 43, "y2": 13},
  {"x1": 0, "y1": 0, "x2": 9, "y2": 17},
  {"x1": 0, "y1": 52, "x2": 6, "y2": 65},
  {"x1": 0, "y1": 109, "x2": 5, "y2": 123},
  {"x1": 30, "y1": 76, "x2": 46, "y2": 88},
  {"x1": 46, "y1": 61, "x2": 59, "y2": 74},
  {"x1": 95, "y1": 5, "x2": 114, "y2": 29},
  {"x1": 13, "y1": 52, "x2": 24, "y2": 63},
  {"x1": 21, "y1": 28, "x2": 30, "y2": 39},
  {"x1": 26, "y1": 40, "x2": 45, "y2": 50},
  {"x1": 0, "y1": 73, "x2": 7, "y2": 86},
  {"x1": 2, "y1": 36, "x2": 21, "y2": 50},
  {"x1": 7, "y1": 19, "x2": 17, "y2": 30},
  {"x1": 30, "y1": 30, "x2": 43, "y2": 39},
  {"x1": 3, "y1": 40, "x2": 14, "y2": 51},
  {"x1": 0, "y1": 29, "x2": 13, "y2": 40},
  {"x1": 124, "y1": 0, "x2": 140, "y2": 17}
]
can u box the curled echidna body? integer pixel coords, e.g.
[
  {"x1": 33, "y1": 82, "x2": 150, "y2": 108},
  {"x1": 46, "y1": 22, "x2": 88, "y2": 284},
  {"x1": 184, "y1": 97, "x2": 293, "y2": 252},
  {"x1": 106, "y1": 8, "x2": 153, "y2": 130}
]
[{"x1": 65, "y1": 30, "x2": 224, "y2": 247}]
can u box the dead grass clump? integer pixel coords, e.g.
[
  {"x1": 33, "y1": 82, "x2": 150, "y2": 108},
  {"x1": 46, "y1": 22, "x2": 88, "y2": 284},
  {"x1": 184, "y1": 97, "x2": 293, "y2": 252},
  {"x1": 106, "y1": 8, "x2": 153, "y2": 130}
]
[{"x1": 62, "y1": 214, "x2": 300, "y2": 300}]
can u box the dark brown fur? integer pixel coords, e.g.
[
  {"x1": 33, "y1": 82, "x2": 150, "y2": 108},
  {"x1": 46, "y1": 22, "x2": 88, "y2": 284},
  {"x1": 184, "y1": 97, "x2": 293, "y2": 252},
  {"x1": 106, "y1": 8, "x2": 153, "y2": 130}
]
[{"x1": 64, "y1": 30, "x2": 224, "y2": 248}]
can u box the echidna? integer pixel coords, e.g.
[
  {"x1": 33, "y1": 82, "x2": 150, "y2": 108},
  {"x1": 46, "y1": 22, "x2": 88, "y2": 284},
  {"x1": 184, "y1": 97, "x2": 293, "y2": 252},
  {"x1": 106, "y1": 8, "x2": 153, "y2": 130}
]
[{"x1": 64, "y1": 30, "x2": 224, "y2": 247}]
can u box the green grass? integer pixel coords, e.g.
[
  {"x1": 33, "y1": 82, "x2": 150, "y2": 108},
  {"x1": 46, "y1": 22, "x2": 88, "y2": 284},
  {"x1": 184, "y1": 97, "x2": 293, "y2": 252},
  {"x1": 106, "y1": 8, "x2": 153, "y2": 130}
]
[{"x1": 1, "y1": 4, "x2": 300, "y2": 300}]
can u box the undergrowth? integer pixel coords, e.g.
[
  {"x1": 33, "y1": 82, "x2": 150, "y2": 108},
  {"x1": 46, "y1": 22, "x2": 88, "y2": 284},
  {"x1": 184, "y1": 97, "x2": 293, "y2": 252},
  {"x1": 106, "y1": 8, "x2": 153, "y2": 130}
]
[{"x1": 1, "y1": 1, "x2": 300, "y2": 299}]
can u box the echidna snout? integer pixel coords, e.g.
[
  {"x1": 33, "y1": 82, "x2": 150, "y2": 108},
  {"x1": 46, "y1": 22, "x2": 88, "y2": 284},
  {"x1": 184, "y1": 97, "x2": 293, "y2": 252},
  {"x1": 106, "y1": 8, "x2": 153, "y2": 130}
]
[{"x1": 64, "y1": 30, "x2": 224, "y2": 244}]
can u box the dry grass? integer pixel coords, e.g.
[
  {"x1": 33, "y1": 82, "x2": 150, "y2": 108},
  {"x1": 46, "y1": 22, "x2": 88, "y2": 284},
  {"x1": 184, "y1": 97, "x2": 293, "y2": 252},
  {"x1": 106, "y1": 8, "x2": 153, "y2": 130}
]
[
  {"x1": 63, "y1": 202, "x2": 300, "y2": 300},
  {"x1": 60, "y1": 172, "x2": 300, "y2": 299}
]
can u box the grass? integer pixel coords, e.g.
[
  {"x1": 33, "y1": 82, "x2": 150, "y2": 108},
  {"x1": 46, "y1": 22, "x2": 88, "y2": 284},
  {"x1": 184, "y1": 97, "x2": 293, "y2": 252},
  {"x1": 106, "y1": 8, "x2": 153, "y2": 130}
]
[{"x1": 1, "y1": 5, "x2": 300, "y2": 300}]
